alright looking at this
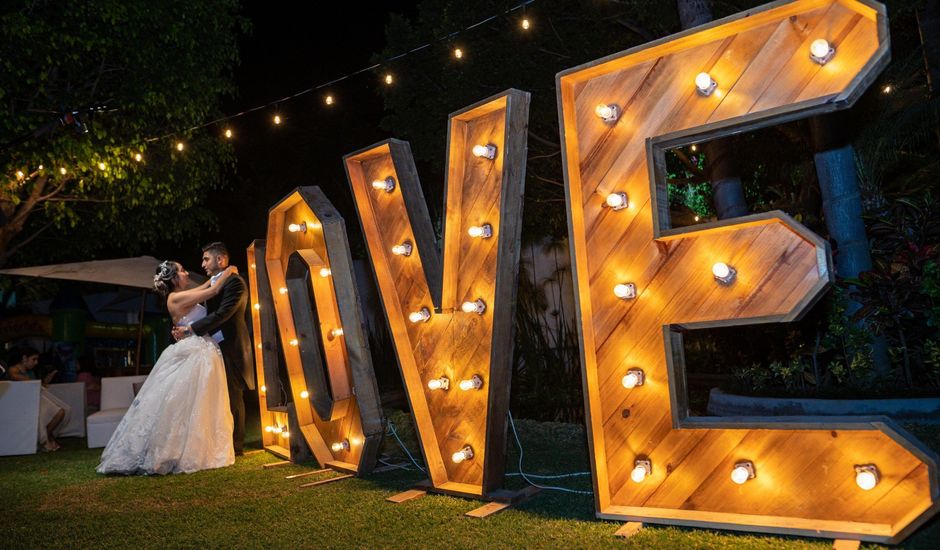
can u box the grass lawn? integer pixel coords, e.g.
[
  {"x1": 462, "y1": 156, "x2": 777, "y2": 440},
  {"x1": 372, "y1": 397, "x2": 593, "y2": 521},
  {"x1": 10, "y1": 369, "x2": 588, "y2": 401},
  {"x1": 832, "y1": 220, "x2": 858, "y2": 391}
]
[{"x1": 2, "y1": 411, "x2": 939, "y2": 549}]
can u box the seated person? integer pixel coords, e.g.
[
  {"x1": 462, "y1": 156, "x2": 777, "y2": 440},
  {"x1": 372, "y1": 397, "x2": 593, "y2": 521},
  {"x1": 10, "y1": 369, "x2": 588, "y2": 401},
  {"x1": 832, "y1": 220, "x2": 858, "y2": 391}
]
[
  {"x1": 75, "y1": 355, "x2": 101, "y2": 413},
  {"x1": 6, "y1": 346, "x2": 71, "y2": 451}
]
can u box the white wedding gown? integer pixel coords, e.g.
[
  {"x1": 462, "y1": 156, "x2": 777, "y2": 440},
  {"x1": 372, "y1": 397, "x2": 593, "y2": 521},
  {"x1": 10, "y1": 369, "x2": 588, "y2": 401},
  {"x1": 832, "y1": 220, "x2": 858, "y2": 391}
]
[{"x1": 97, "y1": 304, "x2": 235, "y2": 475}]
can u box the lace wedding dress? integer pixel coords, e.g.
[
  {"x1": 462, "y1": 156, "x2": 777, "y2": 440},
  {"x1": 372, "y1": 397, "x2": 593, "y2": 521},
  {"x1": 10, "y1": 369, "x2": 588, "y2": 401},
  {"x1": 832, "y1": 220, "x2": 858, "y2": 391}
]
[{"x1": 97, "y1": 304, "x2": 234, "y2": 475}]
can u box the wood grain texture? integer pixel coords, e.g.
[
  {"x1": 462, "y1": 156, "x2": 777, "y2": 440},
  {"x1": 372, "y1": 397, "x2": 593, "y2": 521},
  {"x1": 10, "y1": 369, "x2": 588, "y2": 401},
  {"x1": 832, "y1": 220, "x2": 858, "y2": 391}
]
[
  {"x1": 556, "y1": 0, "x2": 938, "y2": 543},
  {"x1": 255, "y1": 187, "x2": 384, "y2": 475},
  {"x1": 345, "y1": 89, "x2": 530, "y2": 497}
]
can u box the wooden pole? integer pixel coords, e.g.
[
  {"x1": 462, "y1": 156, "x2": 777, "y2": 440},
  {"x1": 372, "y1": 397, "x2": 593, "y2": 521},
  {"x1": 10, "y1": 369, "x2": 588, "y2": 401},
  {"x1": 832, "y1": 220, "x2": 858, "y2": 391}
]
[{"x1": 134, "y1": 288, "x2": 145, "y2": 375}]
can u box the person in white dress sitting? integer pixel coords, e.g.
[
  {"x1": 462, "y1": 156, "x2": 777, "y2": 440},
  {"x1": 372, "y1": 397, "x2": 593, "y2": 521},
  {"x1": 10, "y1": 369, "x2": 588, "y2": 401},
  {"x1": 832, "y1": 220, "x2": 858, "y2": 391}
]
[
  {"x1": 96, "y1": 260, "x2": 238, "y2": 475},
  {"x1": 6, "y1": 346, "x2": 70, "y2": 452}
]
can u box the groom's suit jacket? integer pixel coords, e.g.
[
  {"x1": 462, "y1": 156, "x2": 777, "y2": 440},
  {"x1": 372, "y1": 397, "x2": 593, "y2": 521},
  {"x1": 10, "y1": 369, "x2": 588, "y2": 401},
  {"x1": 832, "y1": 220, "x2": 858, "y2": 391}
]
[{"x1": 190, "y1": 274, "x2": 256, "y2": 391}]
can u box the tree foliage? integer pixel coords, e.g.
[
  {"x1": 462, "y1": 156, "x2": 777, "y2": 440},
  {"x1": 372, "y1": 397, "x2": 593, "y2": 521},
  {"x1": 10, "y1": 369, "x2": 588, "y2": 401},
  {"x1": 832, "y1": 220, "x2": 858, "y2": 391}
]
[{"x1": 0, "y1": 0, "x2": 247, "y2": 268}]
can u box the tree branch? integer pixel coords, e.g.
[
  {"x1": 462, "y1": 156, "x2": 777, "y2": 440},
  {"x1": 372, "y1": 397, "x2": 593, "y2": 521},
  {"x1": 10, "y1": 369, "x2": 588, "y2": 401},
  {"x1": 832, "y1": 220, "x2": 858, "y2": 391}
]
[{"x1": 5, "y1": 220, "x2": 55, "y2": 259}]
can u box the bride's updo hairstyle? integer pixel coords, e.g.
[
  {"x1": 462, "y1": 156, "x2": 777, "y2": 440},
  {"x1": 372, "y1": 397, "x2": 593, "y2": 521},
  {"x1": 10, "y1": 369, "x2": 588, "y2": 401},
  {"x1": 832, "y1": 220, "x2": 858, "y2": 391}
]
[{"x1": 153, "y1": 261, "x2": 180, "y2": 297}]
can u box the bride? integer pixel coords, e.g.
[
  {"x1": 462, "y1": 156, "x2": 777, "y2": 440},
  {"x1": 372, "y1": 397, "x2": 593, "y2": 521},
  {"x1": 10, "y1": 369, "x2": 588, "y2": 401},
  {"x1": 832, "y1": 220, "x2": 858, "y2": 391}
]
[{"x1": 97, "y1": 261, "x2": 236, "y2": 475}]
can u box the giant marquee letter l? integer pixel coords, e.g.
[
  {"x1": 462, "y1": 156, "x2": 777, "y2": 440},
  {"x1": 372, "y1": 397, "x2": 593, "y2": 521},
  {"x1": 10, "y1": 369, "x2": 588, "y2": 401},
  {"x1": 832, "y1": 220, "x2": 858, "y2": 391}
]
[
  {"x1": 557, "y1": 0, "x2": 938, "y2": 543},
  {"x1": 345, "y1": 89, "x2": 529, "y2": 498}
]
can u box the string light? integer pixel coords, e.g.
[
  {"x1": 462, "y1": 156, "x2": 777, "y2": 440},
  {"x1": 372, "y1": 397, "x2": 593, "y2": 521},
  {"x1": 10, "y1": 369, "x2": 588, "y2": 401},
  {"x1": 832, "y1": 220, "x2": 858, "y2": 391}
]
[
  {"x1": 175, "y1": 141, "x2": 185, "y2": 152},
  {"x1": 325, "y1": 95, "x2": 334, "y2": 106},
  {"x1": 622, "y1": 369, "x2": 645, "y2": 389},
  {"x1": 695, "y1": 72, "x2": 717, "y2": 96},
  {"x1": 472, "y1": 143, "x2": 497, "y2": 159},
  {"x1": 883, "y1": 84, "x2": 893, "y2": 94},
  {"x1": 690, "y1": 144, "x2": 698, "y2": 152},
  {"x1": 809, "y1": 38, "x2": 835, "y2": 65},
  {"x1": 273, "y1": 114, "x2": 282, "y2": 125},
  {"x1": 631, "y1": 459, "x2": 651, "y2": 483},
  {"x1": 521, "y1": 17, "x2": 531, "y2": 30},
  {"x1": 384, "y1": 73, "x2": 394, "y2": 85},
  {"x1": 409, "y1": 307, "x2": 431, "y2": 323},
  {"x1": 613, "y1": 283, "x2": 636, "y2": 300},
  {"x1": 712, "y1": 262, "x2": 737, "y2": 285},
  {"x1": 332, "y1": 439, "x2": 350, "y2": 452},
  {"x1": 224, "y1": 128, "x2": 233, "y2": 139},
  {"x1": 731, "y1": 461, "x2": 756, "y2": 484},
  {"x1": 391, "y1": 242, "x2": 413, "y2": 256},
  {"x1": 452, "y1": 445, "x2": 474, "y2": 463},
  {"x1": 98, "y1": 162, "x2": 106, "y2": 171},
  {"x1": 427, "y1": 377, "x2": 450, "y2": 391},
  {"x1": 59, "y1": 167, "x2": 67, "y2": 175},
  {"x1": 454, "y1": 47, "x2": 464, "y2": 59},
  {"x1": 467, "y1": 224, "x2": 492, "y2": 238},
  {"x1": 459, "y1": 375, "x2": 484, "y2": 391},
  {"x1": 134, "y1": 153, "x2": 143, "y2": 162},
  {"x1": 461, "y1": 299, "x2": 486, "y2": 314},
  {"x1": 15, "y1": 170, "x2": 24, "y2": 180}
]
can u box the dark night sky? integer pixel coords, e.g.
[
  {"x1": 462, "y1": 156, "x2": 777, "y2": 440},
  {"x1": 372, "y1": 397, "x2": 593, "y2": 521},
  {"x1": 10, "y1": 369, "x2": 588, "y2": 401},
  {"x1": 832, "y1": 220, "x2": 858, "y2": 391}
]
[{"x1": 158, "y1": 1, "x2": 419, "y2": 269}]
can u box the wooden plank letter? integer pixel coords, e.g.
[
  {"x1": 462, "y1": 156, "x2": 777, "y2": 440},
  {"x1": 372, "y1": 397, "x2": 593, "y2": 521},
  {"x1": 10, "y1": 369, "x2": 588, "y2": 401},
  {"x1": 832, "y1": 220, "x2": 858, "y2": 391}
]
[
  {"x1": 557, "y1": 0, "x2": 938, "y2": 543},
  {"x1": 249, "y1": 187, "x2": 385, "y2": 475},
  {"x1": 345, "y1": 89, "x2": 530, "y2": 497}
]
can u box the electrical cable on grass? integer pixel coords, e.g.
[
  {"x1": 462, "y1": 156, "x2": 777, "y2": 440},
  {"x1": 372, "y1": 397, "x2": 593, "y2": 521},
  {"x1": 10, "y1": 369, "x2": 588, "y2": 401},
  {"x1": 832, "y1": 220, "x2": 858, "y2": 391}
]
[{"x1": 508, "y1": 410, "x2": 594, "y2": 495}]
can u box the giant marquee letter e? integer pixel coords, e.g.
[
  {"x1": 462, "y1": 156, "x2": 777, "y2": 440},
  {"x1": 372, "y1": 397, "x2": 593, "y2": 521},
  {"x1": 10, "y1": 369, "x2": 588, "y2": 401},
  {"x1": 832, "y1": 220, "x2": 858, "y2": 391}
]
[
  {"x1": 557, "y1": 0, "x2": 938, "y2": 543},
  {"x1": 345, "y1": 89, "x2": 529, "y2": 498}
]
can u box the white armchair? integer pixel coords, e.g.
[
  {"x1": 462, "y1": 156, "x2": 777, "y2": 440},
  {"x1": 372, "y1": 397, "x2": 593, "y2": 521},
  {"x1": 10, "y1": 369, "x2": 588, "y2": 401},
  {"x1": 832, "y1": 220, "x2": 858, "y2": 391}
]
[
  {"x1": 86, "y1": 375, "x2": 147, "y2": 448},
  {"x1": 0, "y1": 380, "x2": 40, "y2": 456}
]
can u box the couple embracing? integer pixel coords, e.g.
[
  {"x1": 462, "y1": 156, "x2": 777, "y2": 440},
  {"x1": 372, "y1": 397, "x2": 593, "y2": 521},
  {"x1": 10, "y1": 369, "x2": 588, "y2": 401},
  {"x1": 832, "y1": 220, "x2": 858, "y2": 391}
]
[{"x1": 96, "y1": 242, "x2": 255, "y2": 475}]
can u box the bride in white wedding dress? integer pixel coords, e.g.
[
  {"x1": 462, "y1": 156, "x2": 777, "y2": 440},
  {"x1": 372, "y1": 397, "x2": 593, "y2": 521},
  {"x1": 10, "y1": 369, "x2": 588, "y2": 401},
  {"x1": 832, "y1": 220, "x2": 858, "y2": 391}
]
[{"x1": 97, "y1": 261, "x2": 236, "y2": 475}]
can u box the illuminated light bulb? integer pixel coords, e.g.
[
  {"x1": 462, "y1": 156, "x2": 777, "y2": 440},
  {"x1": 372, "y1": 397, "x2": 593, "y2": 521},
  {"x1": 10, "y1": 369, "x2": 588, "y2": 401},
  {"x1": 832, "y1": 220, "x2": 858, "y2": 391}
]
[
  {"x1": 459, "y1": 375, "x2": 484, "y2": 391},
  {"x1": 809, "y1": 38, "x2": 835, "y2": 65},
  {"x1": 391, "y1": 242, "x2": 413, "y2": 256},
  {"x1": 384, "y1": 73, "x2": 393, "y2": 85},
  {"x1": 250, "y1": 263, "x2": 256, "y2": 269},
  {"x1": 265, "y1": 425, "x2": 274, "y2": 433},
  {"x1": 98, "y1": 162, "x2": 106, "y2": 171},
  {"x1": 521, "y1": 17, "x2": 530, "y2": 30},
  {"x1": 731, "y1": 461, "x2": 756, "y2": 484},
  {"x1": 631, "y1": 459, "x2": 651, "y2": 483},
  {"x1": 427, "y1": 377, "x2": 450, "y2": 391},
  {"x1": 331, "y1": 439, "x2": 350, "y2": 452},
  {"x1": 134, "y1": 153, "x2": 143, "y2": 162},
  {"x1": 467, "y1": 224, "x2": 493, "y2": 238},
  {"x1": 461, "y1": 299, "x2": 486, "y2": 314},
  {"x1": 454, "y1": 48, "x2": 463, "y2": 59},
  {"x1": 38, "y1": 165, "x2": 43, "y2": 170},
  {"x1": 622, "y1": 369, "x2": 645, "y2": 389},
  {"x1": 224, "y1": 128, "x2": 233, "y2": 139},
  {"x1": 289, "y1": 338, "x2": 298, "y2": 346},
  {"x1": 273, "y1": 114, "x2": 282, "y2": 125},
  {"x1": 319, "y1": 267, "x2": 331, "y2": 278},
  {"x1": 260, "y1": 385, "x2": 266, "y2": 393},
  {"x1": 594, "y1": 103, "x2": 619, "y2": 123},
  {"x1": 690, "y1": 144, "x2": 698, "y2": 152},
  {"x1": 273, "y1": 426, "x2": 283, "y2": 434},
  {"x1": 257, "y1": 343, "x2": 262, "y2": 349},
  {"x1": 695, "y1": 72, "x2": 717, "y2": 96},
  {"x1": 325, "y1": 95, "x2": 334, "y2": 106},
  {"x1": 883, "y1": 84, "x2": 893, "y2": 94},
  {"x1": 15, "y1": 170, "x2": 24, "y2": 180},
  {"x1": 452, "y1": 445, "x2": 474, "y2": 463},
  {"x1": 472, "y1": 144, "x2": 497, "y2": 160},
  {"x1": 176, "y1": 142, "x2": 185, "y2": 152},
  {"x1": 279, "y1": 287, "x2": 288, "y2": 294},
  {"x1": 300, "y1": 390, "x2": 309, "y2": 399},
  {"x1": 855, "y1": 464, "x2": 879, "y2": 490},
  {"x1": 372, "y1": 176, "x2": 396, "y2": 193},
  {"x1": 330, "y1": 327, "x2": 344, "y2": 338},
  {"x1": 712, "y1": 262, "x2": 737, "y2": 285},
  {"x1": 288, "y1": 222, "x2": 307, "y2": 233},
  {"x1": 253, "y1": 303, "x2": 260, "y2": 310},
  {"x1": 280, "y1": 431, "x2": 290, "y2": 438},
  {"x1": 605, "y1": 191, "x2": 628, "y2": 211},
  {"x1": 694, "y1": 215, "x2": 700, "y2": 222},
  {"x1": 613, "y1": 283, "x2": 637, "y2": 300},
  {"x1": 59, "y1": 167, "x2": 67, "y2": 175},
  {"x1": 409, "y1": 307, "x2": 431, "y2": 324}
]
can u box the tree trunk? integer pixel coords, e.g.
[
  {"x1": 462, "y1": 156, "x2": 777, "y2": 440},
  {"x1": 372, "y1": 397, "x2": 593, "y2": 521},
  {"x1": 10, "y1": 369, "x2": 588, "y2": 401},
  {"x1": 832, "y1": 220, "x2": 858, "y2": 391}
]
[
  {"x1": 676, "y1": 0, "x2": 749, "y2": 220},
  {"x1": 810, "y1": 114, "x2": 890, "y2": 374}
]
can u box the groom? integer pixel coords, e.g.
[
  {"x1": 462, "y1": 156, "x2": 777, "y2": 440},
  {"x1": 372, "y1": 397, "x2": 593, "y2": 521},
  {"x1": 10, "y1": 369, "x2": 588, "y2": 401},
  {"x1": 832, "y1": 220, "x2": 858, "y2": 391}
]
[{"x1": 174, "y1": 242, "x2": 255, "y2": 455}]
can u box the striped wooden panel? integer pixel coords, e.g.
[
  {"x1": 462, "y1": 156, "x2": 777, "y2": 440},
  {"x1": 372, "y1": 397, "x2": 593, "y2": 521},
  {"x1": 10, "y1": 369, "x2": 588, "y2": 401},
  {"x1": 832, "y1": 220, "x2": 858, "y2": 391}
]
[
  {"x1": 557, "y1": 0, "x2": 939, "y2": 543},
  {"x1": 345, "y1": 89, "x2": 530, "y2": 497},
  {"x1": 259, "y1": 187, "x2": 384, "y2": 475}
]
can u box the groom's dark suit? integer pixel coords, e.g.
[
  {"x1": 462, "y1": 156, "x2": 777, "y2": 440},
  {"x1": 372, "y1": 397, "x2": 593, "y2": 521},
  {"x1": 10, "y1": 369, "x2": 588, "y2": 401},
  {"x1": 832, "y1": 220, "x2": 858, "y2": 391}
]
[{"x1": 190, "y1": 273, "x2": 255, "y2": 454}]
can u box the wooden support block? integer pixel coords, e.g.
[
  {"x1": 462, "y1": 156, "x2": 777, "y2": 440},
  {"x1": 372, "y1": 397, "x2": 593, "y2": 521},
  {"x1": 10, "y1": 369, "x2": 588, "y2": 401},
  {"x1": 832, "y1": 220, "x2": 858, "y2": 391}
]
[
  {"x1": 466, "y1": 501, "x2": 512, "y2": 518},
  {"x1": 261, "y1": 460, "x2": 291, "y2": 469},
  {"x1": 386, "y1": 489, "x2": 427, "y2": 503},
  {"x1": 614, "y1": 522, "x2": 644, "y2": 539},
  {"x1": 285, "y1": 468, "x2": 331, "y2": 480},
  {"x1": 242, "y1": 449, "x2": 265, "y2": 456},
  {"x1": 298, "y1": 474, "x2": 354, "y2": 488},
  {"x1": 832, "y1": 540, "x2": 860, "y2": 550}
]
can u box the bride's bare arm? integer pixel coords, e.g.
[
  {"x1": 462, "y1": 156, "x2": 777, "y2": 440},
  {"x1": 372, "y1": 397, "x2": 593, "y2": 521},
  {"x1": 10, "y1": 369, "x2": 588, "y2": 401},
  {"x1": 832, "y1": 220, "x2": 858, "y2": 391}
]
[{"x1": 167, "y1": 266, "x2": 237, "y2": 314}]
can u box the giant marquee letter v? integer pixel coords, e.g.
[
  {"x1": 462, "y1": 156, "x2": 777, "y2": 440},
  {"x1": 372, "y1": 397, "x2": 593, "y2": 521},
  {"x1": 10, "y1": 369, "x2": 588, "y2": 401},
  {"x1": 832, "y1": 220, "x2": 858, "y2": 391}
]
[
  {"x1": 557, "y1": 0, "x2": 938, "y2": 544},
  {"x1": 345, "y1": 89, "x2": 529, "y2": 498}
]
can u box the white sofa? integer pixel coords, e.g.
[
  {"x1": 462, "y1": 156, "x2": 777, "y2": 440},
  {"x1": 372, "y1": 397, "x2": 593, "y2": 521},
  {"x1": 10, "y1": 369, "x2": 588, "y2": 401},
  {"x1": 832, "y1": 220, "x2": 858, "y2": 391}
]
[
  {"x1": 86, "y1": 375, "x2": 147, "y2": 448},
  {"x1": 46, "y1": 382, "x2": 87, "y2": 438},
  {"x1": 0, "y1": 380, "x2": 40, "y2": 456}
]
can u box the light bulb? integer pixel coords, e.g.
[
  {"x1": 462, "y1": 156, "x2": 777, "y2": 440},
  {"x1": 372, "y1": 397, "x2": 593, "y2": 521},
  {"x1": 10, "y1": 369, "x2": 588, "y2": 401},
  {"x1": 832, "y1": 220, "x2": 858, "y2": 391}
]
[
  {"x1": 37, "y1": 165, "x2": 42, "y2": 170},
  {"x1": 690, "y1": 144, "x2": 698, "y2": 152},
  {"x1": 288, "y1": 222, "x2": 307, "y2": 233},
  {"x1": 384, "y1": 74, "x2": 393, "y2": 85},
  {"x1": 472, "y1": 144, "x2": 497, "y2": 159},
  {"x1": 459, "y1": 375, "x2": 484, "y2": 391},
  {"x1": 855, "y1": 464, "x2": 879, "y2": 490},
  {"x1": 260, "y1": 385, "x2": 266, "y2": 393},
  {"x1": 454, "y1": 48, "x2": 463, "y2": 59},
  {"x1": 265, "y1": 425, "x2": 274, "y2": 433},
  {"x1": 731, "y1": 461, "x2": 755, "y2": 484},
  {"x1": 325, "y1": 95, "x2": 334, "y2": 105},
  {"x1": 319, "y1": 267, "x2": 331, "y2": 277},
  {"x1": 409, "y1": 307, "x2": 431, "y2": 323},
  {"x1": 605, "y1": 192, "x2": 628, "y2": 210},
  {"x1": 253, "y1": 303, "x2": 260, "y2": 310},
  {"x1": 372, "y1": 176, "x2": 395, "y2": 192},
  {"x1": 883, "y1": 84, "x2": 893, "y2": 94},
  {"x1": 224, "y1": 128, "x2": 233, "y2": 139},
  {"x1": 59, "y1": 167, "x2": 67, "y2": 175},
  {"x1": 250, "y1": 263, "x2": 256, "y2": 269},
  {"x1": 330, "y1": 328, "x2": 344, "y2": 338},
  {"x1": 467, "y1": 224, "x2": 493, "y2": 238},
  {"x1": 622, "y1": 369, "x2": 645, "y2": 389},
  {"x1": 176, "y1": 142, "x2": 184, "y2": 152},
  {"x1": 613, "y1": 283, "x2": 637, "y2": 300},
  {"x1": 809, "y1": 38, "x2": 835, "y2": 65},
  {"x1": 134, "y1": 153, "x2": 143, "y2": 162},
  {"x1": 521, "y1": 18, "x2": 530, "y2": 30},
  {"x1": 331, "y1": 439, "x2": 350, "y2": 452},
  {"x1": 280, "y1": 431, "x2": 290, "y2": 438},
  {"x1": 695, "y1": 72, "x2": 717, "y2": 96},
  {"x1": 15, "y1": 170, "x2": 24, "y2": 179},
  {"x1": 461, "y1": 299, "x2": 486, "y2": 314},
  {"x1": 631, "y1": 459, "x2": 651, "y2": 483},
  {"x1": 300, "y1": 390, "x2": 309, "y2": 399},
  {"x1": 391, "y1": 242, "x2": 413, "y2": 256},
  {"x1": 273, "y1": 426, "x2": 283, "y2": 434},
  {"x1": 257, "y1": 343, "x2": 262, "y2": 349},
  {"x1": 97, "y1": 162, "x2": 106, "y2": 171},
  {"x1": 712, "y1": 262, "x2": 737, "y2": 285},
  {"x1": 279, "y1": 287, "x2": 288, "y2": 294},
  {"x1": 427, "y1": 377, "x2": 450, "y2": 391},
  {"x1": 594, "y1": 103, "x2": 619, "y2": 123},
  {"x1": 289, "y1": 338, "x2": 298, "y2": 346},
  {"x1": 273, "y1": 114, "x2": 282, "y2": 125},
  {"x1": 452, "y1": 445, "x2": 474, "y2": 463}
]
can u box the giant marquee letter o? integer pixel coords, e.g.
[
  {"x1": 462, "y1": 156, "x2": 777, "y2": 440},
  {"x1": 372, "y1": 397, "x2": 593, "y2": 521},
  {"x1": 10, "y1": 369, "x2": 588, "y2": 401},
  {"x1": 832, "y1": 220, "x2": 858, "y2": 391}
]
[{"x1": 558, "y1": 0, "x2": 938, "y2": 543}]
